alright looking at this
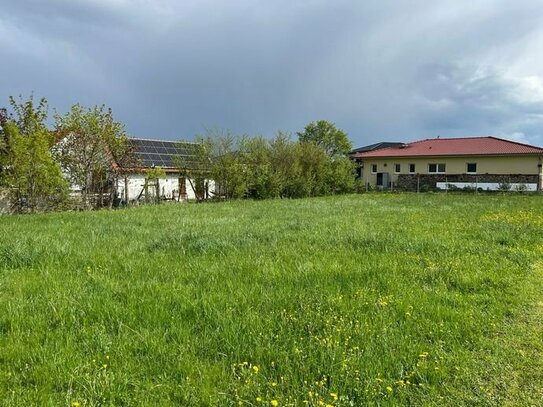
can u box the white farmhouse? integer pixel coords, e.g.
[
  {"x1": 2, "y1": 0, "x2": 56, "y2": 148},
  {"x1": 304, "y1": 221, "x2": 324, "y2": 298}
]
[{"x1": 116, "y1": 138, "x2": 213, "y2": 204}]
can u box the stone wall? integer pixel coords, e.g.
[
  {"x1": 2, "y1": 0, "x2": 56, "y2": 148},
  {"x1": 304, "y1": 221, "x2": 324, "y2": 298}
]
[{"x1": 396, "y1": 174, "x2": 539, "y2": 192}]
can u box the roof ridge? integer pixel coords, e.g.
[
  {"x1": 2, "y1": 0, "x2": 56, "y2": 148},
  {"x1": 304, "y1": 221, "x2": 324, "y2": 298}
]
[
  {"x1": 405, "y1": 138, "x2": 429, "y2": 144},
  {"x1": 129, "y1": 136, "x2": 198, "y2": 144},
  {"x1": 412, "y1": 136, "x2": 491, "y2": 142}
]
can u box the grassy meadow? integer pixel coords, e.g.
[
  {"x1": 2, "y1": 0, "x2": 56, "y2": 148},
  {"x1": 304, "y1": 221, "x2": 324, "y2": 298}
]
[{"x1": 0, "y1": 194, "x2": 542, "y2": 406}]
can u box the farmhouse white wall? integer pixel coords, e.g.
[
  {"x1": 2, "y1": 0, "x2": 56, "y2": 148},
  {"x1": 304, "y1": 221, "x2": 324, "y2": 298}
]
[
  {"x1": 117, "y1": 174, "x2": 214, "y2": 202},
  {"x1": 436, "y1": 182, "x2": 537, "y2": 191}
]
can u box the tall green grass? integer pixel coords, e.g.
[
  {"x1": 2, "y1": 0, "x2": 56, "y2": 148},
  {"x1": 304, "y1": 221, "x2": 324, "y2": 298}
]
[{"x1": 0, "y1": 194, "x2": 542, "y2": 406}]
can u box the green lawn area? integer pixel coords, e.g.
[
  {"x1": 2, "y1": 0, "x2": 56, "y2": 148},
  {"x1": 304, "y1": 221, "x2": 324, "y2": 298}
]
[{"x1": 0, "y1": 194, "x2": 542, "y2": 406}]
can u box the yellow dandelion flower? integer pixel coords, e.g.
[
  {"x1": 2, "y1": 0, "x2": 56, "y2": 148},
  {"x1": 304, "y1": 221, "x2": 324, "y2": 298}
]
[
  {"x1": 386, "y1": 386, "x2": 393, "y2": 392},
  {"x1": 252, "y1": 365, "x2": 260, "y2": 374},
  {"x1": 71, "y1": 402, "x2": 80, "y2": 407},
  {"x1": 256, "y1": 397, "x2": 262, "y2": 402},
  {"x1": 270, "y1": 400, "x2": 279, "y2": 407},
  {"x1": 330, "y1": 392, "x2": 338, "y2": 400}
]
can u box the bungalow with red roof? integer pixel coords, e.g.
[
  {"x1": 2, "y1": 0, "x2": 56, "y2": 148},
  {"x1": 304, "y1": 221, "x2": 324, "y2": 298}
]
[{"x1": 351, "y1": 136, "x2": 543, "y2": 192}]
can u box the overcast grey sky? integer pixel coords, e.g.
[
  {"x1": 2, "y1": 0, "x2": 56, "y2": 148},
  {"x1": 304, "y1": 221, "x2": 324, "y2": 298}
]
[{"x1": 2, "y1": 0, "x2": 543, "y2": 147}]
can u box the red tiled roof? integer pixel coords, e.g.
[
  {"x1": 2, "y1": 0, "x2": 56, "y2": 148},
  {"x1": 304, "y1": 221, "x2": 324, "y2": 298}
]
[{"x1": 352, "y1": 136, "x2": 543, "y2": 158}]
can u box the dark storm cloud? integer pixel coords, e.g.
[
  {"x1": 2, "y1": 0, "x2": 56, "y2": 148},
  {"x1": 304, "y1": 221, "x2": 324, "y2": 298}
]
[
  {"x1": 415, "y1": 64, "x2": 543, "y2": 138},
  {"x1": 1, "y1": 0, "x2": 543, "y2": 146}
]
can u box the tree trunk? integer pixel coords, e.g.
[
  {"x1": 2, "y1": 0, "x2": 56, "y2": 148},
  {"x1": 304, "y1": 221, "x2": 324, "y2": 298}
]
[
  {"x1": 187, "y1": 177, "x2": 200, "y2": 202},
  {"x1": 124, "y1": 176, "x2": 129, "y2": 205}
]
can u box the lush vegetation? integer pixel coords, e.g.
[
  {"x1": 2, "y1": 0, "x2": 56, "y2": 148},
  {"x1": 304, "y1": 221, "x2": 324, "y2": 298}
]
[
  {"x1": 0, "y1": 97, "x2": 69, "y2": 212},
  {"x1": 1, "y1": 96, "x2": 356, "y2": 212},
  {"x1": 0, "y1": 194, "x2": 541, "y2": 406},
  {"x1": 0, "y1": 96, "x2": 132, "y2": 213},
  {"x1": 180, "y1": 128, "x2": 355, "y2": 201}
]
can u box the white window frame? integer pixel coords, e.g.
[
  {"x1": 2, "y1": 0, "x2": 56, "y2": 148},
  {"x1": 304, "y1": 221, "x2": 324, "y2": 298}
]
[
  {"x1": 409, "y1": 163, "x2": 416, "y2": 174},
  {"x1": 394, "y1": 163, "x2": 401, "y2": 174},
  {"x1": 371, "y1": 164, "x2": 378, "y2": 174},
  {"x1": 466, "y1": 163, "x2": 477, "y2": 174},
  {"x1": 428, "y1": 163, "x2": 446, "y2": 174}
]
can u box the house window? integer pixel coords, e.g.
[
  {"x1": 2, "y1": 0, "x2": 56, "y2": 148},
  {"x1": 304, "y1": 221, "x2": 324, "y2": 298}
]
[
  {"x1": 371, "y1": 164, "x2": 377, "y2": 174},
  {"x1": 466, "y1": 163, "x2": 477, "y2": 174},
  {"x1": 394, "y1": 163, "x2": 401, "y2": 173},
  {"x1": 409, "y1": 163, "x2": 416, "y2": 173},
  {"x1": 428, "y1": 163, "x2": 446, "y2": 173}
]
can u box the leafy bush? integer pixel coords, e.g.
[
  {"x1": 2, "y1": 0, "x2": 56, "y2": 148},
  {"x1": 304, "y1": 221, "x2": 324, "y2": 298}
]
[
  {"x1": 182, "y1": 128, "x2": 355, "y2": 200},
  {"x1": 514, "y1": 183, "x2": 528, "y2": 193},
  {"x1": 446, "y1": 183, "x2": 459, "y2": 191},
  {"x1": 0, "y1": 96, "x2": 69, "y2": 213}
]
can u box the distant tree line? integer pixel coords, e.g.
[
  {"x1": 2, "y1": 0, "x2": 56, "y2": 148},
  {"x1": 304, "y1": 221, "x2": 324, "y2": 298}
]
[{"x1": 1, "y1": 95, "x2": 357, "y2": 213}]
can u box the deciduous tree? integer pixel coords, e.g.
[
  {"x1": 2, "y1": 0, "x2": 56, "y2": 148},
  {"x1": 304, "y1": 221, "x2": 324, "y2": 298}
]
[
  {"x1": 54, "y1": 104, "x2": 130, "y2": 209},
  {"x1": 175, "y1": 138, "x2": 212, "y2": 202},
  {"x1": 0, "y1": 96, "x2": 68, "y2": 213},
  {"x1": 297, "y1": 120, "x2": 352, "y2": 157}
]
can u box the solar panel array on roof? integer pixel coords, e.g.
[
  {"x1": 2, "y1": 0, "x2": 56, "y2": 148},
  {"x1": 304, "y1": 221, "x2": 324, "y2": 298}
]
[
  {"x1": 127, "y1": 138, "x2": 198, "y2": 169},
  {"x1": 350, "y1": 142, "x2": 404, "y2": 154}
]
